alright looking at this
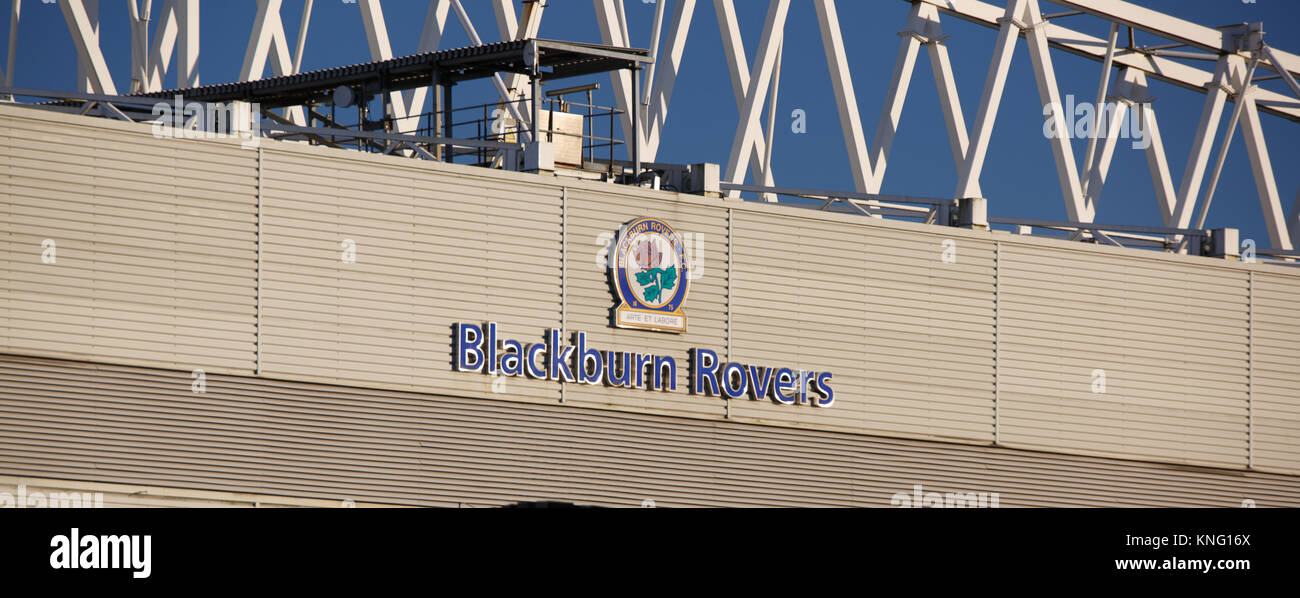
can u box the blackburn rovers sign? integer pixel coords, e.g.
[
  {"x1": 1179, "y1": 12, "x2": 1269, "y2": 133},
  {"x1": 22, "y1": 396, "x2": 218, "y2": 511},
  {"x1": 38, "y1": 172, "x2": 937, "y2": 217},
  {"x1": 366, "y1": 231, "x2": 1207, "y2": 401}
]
[
  {"x1": 610, "y1": 217, "x2": 689, "y2": 334},
  {"x1": 449, "y1": 216, "x2": 836, "y2": 408}
]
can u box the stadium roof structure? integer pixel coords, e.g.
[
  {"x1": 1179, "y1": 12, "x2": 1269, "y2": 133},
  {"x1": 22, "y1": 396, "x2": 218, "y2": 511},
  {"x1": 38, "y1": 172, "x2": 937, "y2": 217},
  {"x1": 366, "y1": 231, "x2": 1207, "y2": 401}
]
[{"x1": 131, "y1": 39, "x2": 650, "y2": 109}]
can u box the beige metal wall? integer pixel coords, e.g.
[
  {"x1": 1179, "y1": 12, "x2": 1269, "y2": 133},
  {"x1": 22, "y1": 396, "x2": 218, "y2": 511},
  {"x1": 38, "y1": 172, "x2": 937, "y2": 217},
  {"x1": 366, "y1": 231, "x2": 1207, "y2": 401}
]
[
  {"x1": 0, "y1": 475, "x2": 403, "y2": 508},
  {"x1": 258, "y1": 145, "x2": 563, "y2": 405},
  {"x1": 996, "y1": 244, "x2": 1251, "y2": 468},
  {"x1": 1252, "y1": 271, "x2": 1300, "y2": 472},
  {"x1": 0, "y1": 106, "x2": 258, "y2": 375},
  {"x1": 729, "y1": 212, "x2": 997, "y2": 442},
  {"x1": 0, "y1": 354, "x2": 1295, "y2": 507},
  {"x1": 1, "y1": 105, "x2": 1297, "y2": 477}
]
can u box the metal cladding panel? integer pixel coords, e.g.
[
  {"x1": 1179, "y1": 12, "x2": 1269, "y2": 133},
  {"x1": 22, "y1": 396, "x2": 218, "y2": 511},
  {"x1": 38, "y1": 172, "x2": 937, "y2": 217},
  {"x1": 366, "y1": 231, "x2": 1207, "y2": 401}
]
[
  {"x1": 0, "y1": 354, "x2": 1296, "y2": 507},
  {"x1": 0, "y1": 476, "x2": 405, "y2": 508},
  {"x1": 729, "y1": 211, "x2": 996, "y2": 442},
  {"x1": 558, "y1": 188, "x2": 728, "y2": 419},
  {"x1": 996, "y1": 244, "x2": 1251, "y2": 469},
  {"x1": 258, "y1": 146, "x2": 562, "y2": 404},
  {"x1": 1251, "y1": 271, "x2": 1300, "y2": 473},
  {"x1": 0, "y1": 106, "x2": 258, "y2": 374},
  {"x1": 1, "y1": 107, "x2": 1297, "y2": 476}
]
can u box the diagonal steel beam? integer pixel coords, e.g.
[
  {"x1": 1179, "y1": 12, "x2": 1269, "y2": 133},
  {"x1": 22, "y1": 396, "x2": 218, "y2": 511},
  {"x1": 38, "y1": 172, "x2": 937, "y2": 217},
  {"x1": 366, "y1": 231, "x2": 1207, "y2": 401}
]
[
  {"x1": 955, "y1": 0, "x2": 1026, "y2": 200},
  {"x1": 358, "y1": 0, "x2": 412, "y2": 128},
  {"x1": 1080, "y1": 22, "x2": 1118, "y2": 199},
  {"x1": 450, "y1": 0, "x2": 532, "y2": 139},
  {"x1": 176, "y1": 0, "x2": 197, "y2": 88},
  {"x1": 594, "y1": 0, "x2": 642, "y2": 158},
  {"x1": 1169, "y1": 56, "x2": 1232, "y2": 230},
  {"x1": 3, "y1": 0, "x2": 17, "y2": 92},
  {"x1": 497, "y1": 0, "x2": 546, "y2": 112},
  {"x1": 60, "y1": 0, "x2": 116, "y2": 95},
  {"x1": 713, "y1": 0, "x2": 775, "y2": 191},
  {"x1": 1126, "y1": 73, "x2": 1177, "y2": 226},
  {"x1": 721, "y1": 0, "x2": 789, "y2": 195},
  {"x1": 816, "y1": 1, "x2": 973, "y2": 198},
  {"x1": 912, "y1": 0, "x2": 1300, "y2": 123},
  {"x1": 241, "y1": 0, "x2": 305, "y2": 124},
  {"x1": 1235, "y1": 85, "x2": 1293, "y2": 250},
  {"x1": 145, "y1": 0, "x2": 176, "y2": 91},
  {"x1": 1194, "y1": 57, "x2": 1260, "y2": 232},
  {"x1": 241, "y1": 0, "x2": 293, "y2": 81},
  {"x1": 1081, "y1": 90, "x2": 1129, "y2": 214},
  {"x1": 1022, "y1": 0, "x2": 1090, "y2": 222},
  {"x1": 292, "y1": 0, "x2": 313, "y2": 75},
  {"x1": 1262, "y1": 45, "x2": 1300, "y2": 103},
  {"x1": 640, "y1": 0, "x2": 666, "y2": 108},
  {"x1": 814, "y1": 0, "x2": 880, "y2": 195},
  {"x1": 921, "y1": 5, "x2": 973, "y2": 178},
  {"x1": 642, "y1": 0, "x2": 696, "y2": 162},
  {"x1": 127, "y1": 0, "x2": 151, "y2": 93}
]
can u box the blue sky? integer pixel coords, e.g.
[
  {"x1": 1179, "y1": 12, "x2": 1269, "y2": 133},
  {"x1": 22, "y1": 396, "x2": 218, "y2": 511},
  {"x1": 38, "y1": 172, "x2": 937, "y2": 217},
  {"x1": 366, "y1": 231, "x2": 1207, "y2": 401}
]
[{"x1": 4, "y1": 0, "x2": 1299, "y2": 246}]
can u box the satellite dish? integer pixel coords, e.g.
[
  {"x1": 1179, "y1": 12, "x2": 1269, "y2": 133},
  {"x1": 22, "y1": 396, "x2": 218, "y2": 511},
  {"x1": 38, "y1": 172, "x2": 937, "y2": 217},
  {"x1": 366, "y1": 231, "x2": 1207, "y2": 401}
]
[{"x1": 333, "y1": 85, "x2": 355, "y2": 108}]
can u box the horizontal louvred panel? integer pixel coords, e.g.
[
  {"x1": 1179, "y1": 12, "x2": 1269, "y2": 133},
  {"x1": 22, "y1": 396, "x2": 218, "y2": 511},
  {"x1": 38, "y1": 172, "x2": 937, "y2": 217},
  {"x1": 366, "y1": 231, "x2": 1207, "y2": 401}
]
[
  {"x1": 729, "y1": 211, "x2": 995, "y2": 443},
  {"x1": 257, "y1": 145, "x2": 563, "y2": 403},
  {"x1": 1250, "y1": 271, "x2": 1300, "y2": 473},
  {"x1": 0, "y1": 107, "x2": 257, "y2": 374},
  {"x1": 996, "y1": 244, "x2": 1250, "y2": 469},
  {"x1": 0, "y1": 354, "x2": 1296, "y2": 508}
]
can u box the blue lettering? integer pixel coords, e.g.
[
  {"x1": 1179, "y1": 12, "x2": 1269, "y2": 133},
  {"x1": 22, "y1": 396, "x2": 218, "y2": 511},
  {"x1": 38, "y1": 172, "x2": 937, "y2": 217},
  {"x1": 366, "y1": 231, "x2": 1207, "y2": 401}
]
[
  {"x1": 500, "y1": 339, "x2": 524, "y2": 376},
  {"x1": 772, "y1": 368, "x2": 796, "y2": 405},
  {"x1": 634, "y1": 353, "x2": 654, "y2": 388},
  {"x1": 690, "y1": 349, "x2": 719, "y2": 395},
  {"x1": 525, "y1": 343, "x2": 547, "y2": 378},
  {"x1": 575, "y1": 332, "x2": 603, "y2": 385},
  {"x1": 548, "y1": 329, "x2": 575, "y2": 382},
  {"x1": 721, "y1": 362, "x2": 747, "y2": 399},
  {"x1": 454, "y1": 323, "x2": 484, "y2": 372},
  {"x1": 746, "y1": 365, "x2": 772, "y2": 400},
  {"x1": 605, "y1": 351, "x2": 632, "y2": 387},
  {"x1": 814, "y1": 372, "x2": 835, "y2": 407},
  {"x1": 485, "y1": 322, "x2": 498, "y2": 374},
  {"x1": 654, "y1": 356, "x2": 677, "y2": 391}
]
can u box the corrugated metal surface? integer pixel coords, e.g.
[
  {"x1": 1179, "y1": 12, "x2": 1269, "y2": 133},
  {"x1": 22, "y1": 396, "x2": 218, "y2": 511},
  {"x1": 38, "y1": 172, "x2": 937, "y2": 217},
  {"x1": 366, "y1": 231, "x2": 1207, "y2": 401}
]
[
  {"x1": 730, "y1": 212, "x2": 996, "y2": 441},
  {"x1": 258, "y1": 145, "x2": 562, "y2": 404},
  {"x1": 2, "y1": 105, "x2": 1297, "y2": 478},
  {"x1": 0, "y1": 353, "x2": 1295, "y2": 507},
  {"x1": 1251, "y1": 271, "x2": 1300, "y2": 472},
  {"x1": 996, "y1": 244, "x2": 1251, "y2": 469},
  {"x1": 0, "y1": 476, "x2": 403, "y2": 508},
  {"x1": 0, "y1": 106, "x2": 258, "y2": 374}
]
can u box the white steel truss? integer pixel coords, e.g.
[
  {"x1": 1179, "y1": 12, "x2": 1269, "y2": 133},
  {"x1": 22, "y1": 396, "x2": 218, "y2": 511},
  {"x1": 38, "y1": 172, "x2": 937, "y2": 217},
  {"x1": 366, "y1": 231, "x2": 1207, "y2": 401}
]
[{"x1": 6, "y1": 0, "x2": 1300, "y2": 250}]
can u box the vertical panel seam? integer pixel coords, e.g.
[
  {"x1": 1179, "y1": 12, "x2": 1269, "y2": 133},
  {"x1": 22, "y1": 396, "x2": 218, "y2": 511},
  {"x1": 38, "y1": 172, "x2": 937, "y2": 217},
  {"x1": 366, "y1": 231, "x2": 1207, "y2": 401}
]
[
  {"x1": 994, "y1": 241, "x2": 1000, "y2": 445},
  {"x1": 560, "y1": 186, "x2": 567, "y2": 404},
  {"x1": 1247, "y1": 269, "x2": 1252, "y2": 469},
  {"x1": 725, "y1": 207, "x2": 733, "y2": 420},
  {"x1": 255, "y1": 145, "x2": 263, "y2": 377}
]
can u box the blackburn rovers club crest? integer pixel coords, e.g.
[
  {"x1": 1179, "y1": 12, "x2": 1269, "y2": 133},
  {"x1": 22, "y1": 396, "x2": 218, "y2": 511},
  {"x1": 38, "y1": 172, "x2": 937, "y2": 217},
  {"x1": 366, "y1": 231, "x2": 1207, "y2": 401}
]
[{"x1": 611, "y1": 217, "x2": 690, "y2": 333}]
